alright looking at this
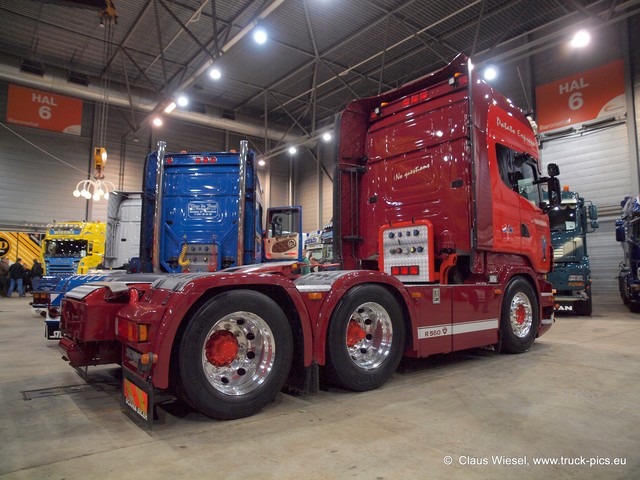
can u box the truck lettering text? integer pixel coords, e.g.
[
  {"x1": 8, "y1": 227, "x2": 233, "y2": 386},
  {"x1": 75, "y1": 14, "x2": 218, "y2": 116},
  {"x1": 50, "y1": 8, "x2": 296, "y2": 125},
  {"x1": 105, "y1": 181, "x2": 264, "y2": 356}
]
[
  {"x1": 496, "y1": 117, "x2": 515, "y2": 134},
  {"x1": 394, "y1": 164, "x2": 429, "y2": 181}
]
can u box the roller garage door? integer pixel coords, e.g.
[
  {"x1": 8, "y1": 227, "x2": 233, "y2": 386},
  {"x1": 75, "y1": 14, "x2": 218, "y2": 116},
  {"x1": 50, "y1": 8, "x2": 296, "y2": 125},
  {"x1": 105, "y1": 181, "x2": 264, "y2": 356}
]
[{"x1": 540, "y1": 122, "x2": 631, "y2": 295}]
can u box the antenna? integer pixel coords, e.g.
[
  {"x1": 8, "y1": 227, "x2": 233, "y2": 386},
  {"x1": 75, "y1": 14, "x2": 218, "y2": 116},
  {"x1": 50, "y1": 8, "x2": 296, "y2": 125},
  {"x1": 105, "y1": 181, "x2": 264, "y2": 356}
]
[{"x1": 516, "y1": 66, "x2": 531, "y2": 112}]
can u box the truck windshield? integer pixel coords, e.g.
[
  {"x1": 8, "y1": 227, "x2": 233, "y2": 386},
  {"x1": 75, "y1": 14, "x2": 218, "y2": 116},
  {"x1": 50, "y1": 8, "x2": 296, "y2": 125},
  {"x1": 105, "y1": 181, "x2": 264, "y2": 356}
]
[
  {"x1": 45, "y1": 240, "x2": 88, "y2": 257},
  {"x1": 548, "y1": 203, "x2": 577, "y2": 232}
]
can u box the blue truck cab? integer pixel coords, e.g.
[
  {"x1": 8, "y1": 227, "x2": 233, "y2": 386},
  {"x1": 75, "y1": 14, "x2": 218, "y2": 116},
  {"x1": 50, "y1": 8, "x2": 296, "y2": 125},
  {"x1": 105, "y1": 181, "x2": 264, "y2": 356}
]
[
  {"x1": 616, "y1": 195, "x2": 640, "y2": 311},
  {"x1": 140, "y1": 141, "x2": 264, "y2": 273},
  {"x1": 547, "y1": 188, "x2": 598, "y2": 315}
]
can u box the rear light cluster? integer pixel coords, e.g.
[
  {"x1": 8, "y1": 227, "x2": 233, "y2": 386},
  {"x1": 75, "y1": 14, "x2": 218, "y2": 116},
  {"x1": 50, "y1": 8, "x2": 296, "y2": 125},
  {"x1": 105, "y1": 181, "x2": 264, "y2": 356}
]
[
  {"x1": 117, "y1": 319, "x2": 149, "y2": 343},
  {"x1": 33, "y1": 292, "x2": 49, "y2": 304},
  {"x1": 391, "y1": 266, "x2": 420, "y2": 276},
  {"x1": 371, "y1": 90, "x2": 429, "y2": 119},
  {"x1": 402, "y1": 90, "x2": 428, "y2": 107}
]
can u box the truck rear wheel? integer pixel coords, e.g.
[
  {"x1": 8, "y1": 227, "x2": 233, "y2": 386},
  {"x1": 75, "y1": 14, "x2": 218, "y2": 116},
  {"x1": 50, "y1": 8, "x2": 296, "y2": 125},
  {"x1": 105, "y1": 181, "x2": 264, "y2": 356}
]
[
  {"x1": 500, "y1": 278, "x2": 538, "y2": 354},
  {"x1": 178, "y1": 290, "x2": 293, "y2": 420},
  {"x1": 325, "y1": 285, "x2": 404, "y2": 391}
]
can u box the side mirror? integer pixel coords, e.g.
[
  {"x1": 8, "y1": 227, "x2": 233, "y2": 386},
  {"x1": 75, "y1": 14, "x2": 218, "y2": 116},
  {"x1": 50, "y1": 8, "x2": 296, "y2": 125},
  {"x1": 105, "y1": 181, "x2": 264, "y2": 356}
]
[
  {"x1": 616, "y1": 225, "x2": 625, "y2": 242},
  {"x1": 547, "y1": 177, "x2": 561, "y2": 207},
  {"x1": 589, "y1": 203, "x2": 598, "y2": 221},
  {"x1": 547, "y1": 163, "x2": 560, "y2": 177}
]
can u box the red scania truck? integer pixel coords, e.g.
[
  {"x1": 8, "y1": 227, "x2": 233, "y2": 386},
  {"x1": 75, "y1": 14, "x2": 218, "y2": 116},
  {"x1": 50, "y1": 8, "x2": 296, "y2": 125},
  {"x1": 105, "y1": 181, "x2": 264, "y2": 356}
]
[{"x1": 61, "y1": 54, "x2": 560, "y2": 423}]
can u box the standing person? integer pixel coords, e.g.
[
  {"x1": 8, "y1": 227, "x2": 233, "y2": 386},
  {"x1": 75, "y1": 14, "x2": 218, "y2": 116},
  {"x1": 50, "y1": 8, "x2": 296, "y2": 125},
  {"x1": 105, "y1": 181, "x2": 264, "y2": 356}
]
[
  {"x1": 301, "y1": 249, "x2": 311, "y2": 274},
  {"x1": 30, "y1": 260, "x2": 43, "y2": 292},
  {"x1": 0, "y1": 257, "x2": 9, "y2": 297},
  {"x1": 7, "y1": 258, "x2": 26, "y2": 297}
]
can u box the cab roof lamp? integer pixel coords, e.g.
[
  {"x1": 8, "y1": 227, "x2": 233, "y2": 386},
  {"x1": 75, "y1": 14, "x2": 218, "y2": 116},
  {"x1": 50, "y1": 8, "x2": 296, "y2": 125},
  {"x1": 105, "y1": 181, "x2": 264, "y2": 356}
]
[
  {"x1": 254, "y1": 28, "x2": 267, "y2": 44},
  {"x1": 571, "y1": 29, "x2": 591, "y2": 48}
]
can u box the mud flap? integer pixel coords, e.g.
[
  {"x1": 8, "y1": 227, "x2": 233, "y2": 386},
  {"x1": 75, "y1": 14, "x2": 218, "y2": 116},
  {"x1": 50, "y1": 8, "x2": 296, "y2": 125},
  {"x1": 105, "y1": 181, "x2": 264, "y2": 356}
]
[
  {"x1": 122, "y1": 369, "x2": 155, "y2": 429},
  {"x1": 284, "y1": 362, "x2": 319, "y2": 395}
]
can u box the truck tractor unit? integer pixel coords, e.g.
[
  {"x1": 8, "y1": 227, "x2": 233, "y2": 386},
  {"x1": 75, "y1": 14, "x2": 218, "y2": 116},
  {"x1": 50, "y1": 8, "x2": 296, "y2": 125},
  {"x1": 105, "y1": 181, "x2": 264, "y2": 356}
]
[
  {"x1": 616, "y1": 194, "x2": 640, "y2": 310},
  {"x1": 547, "y1": 188, "x2": 598, "y2": 315},
  {"x1": 59, "y1": 141, "x2": 303, "y2": 368},
  {"x1": 61, "y1": 54, "x2": 560, "y2": 424},
  {"x1": 42, "y1": 221, "x2": 106, "y2": 275}
]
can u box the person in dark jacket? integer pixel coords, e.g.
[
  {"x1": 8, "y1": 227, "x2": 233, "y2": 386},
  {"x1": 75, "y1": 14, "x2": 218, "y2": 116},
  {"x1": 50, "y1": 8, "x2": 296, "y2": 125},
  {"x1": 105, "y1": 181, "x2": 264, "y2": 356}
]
[
  {"x1": 0, "y1": 257, "x2": 9, "y2": 297},
  {"x1": 30, "y1": 260, "x2": 43, "y2": 291},
  {"x1": 7, "y1": 258, "x2": 26, "y2": 297}
]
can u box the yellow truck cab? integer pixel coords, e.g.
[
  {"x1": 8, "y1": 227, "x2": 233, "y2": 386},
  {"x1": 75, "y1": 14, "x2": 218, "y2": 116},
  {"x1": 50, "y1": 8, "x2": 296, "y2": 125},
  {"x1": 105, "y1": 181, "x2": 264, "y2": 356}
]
[{"x1": 42, "y1": 222, "x2": 106, "y2": 275}]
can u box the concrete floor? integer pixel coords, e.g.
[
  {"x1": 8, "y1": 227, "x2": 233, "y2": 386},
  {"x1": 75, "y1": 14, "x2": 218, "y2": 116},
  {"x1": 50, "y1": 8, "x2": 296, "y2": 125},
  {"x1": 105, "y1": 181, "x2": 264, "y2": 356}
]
[{"x1": 0, "y1": 294, "x2": 638, "y2": 480}]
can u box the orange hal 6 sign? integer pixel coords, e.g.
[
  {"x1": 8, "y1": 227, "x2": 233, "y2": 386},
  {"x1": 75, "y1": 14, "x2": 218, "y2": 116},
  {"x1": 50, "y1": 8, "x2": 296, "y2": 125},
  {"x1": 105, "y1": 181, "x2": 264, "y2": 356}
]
[
  {"x1": 6, "y1": 84, "x2": 82, "y2": 135},
  {"x1": 535, "y1": 60, "x2": 625, "y2": 133}
]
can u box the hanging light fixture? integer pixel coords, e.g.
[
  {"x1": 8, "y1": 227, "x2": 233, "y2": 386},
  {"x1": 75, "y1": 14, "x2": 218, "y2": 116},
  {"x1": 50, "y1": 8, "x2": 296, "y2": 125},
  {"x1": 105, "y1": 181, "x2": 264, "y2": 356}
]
[
  {"x1": 73, "y1": 11, "x2": 115, "y2": 201},
  {"x1": 73, "y1": 147, "x2": 115, "y2": 200}
]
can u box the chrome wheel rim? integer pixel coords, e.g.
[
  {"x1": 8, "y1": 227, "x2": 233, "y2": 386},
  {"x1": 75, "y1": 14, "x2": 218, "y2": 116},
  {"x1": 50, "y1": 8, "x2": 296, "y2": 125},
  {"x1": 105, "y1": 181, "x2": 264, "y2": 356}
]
[
  {"x1": 510, "y1": 292, "x2": 533, "y2": 338},
  {"x1": 345, "y1": 302, "x2": 393, "y2": 370},
  {"x1": 202, "y1": 311, "x2": 275, "y2": 396}
]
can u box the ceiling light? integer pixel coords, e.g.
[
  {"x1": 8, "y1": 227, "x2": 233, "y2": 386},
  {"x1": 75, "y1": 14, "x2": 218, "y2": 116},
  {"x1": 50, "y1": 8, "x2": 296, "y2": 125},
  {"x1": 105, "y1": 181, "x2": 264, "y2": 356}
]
[
  {"x1": 153, "y1": 117, "x2": 163, "y2": 127},
  {"x1": 177, "y1": 95, "x2": 189, "y2": 107},
  {"x1": 288, "y1": 146, "x2": 297, "y2": 155},
  {"x1": 209, "y1": 68, "x2": 222, "y2": 80},
  {"x1": 483, "y1": 66, "x2": 498, "y2": 81},
  {"x1": 322, "y1": 132, "x2": 332, "y2": 142},
  {"x1": 164, "y1": 101, "x2": 177, "y2": 113},
  {"x1": 570, "y1": 29, "x2": 591, "y2": 48},
  {"x1": 253, "y1": 28, "x2": 267, "y2": 44},
  {"x1": 73, "y1": 179, "x2": 115, "y2": 201},
  {"x1": 258, "y1": 159, "x2": 266, "y2": 167}
]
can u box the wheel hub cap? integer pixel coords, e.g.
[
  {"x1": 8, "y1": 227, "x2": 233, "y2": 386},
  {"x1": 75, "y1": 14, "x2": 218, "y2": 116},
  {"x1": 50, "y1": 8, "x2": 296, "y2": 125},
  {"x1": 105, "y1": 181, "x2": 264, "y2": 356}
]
[{"x1": 205, "y1": 330, "x2": 239, "y2": 367}]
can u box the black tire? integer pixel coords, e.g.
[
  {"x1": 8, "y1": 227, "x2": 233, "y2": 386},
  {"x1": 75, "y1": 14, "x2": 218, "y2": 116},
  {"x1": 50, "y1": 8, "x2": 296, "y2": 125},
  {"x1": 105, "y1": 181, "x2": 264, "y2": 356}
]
[
  {"x1": 500, "y1": 278, "x2": 539, "y2": 354},
  {"x1": 325, "y1": 284, "x2": 405, "y2": 391},
  {"x1": 178, "y1": 290, "x2": 293, "y2": 420},
  {"x1": 619, "y1": 276, "x2": 630, "y2": 305}
]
